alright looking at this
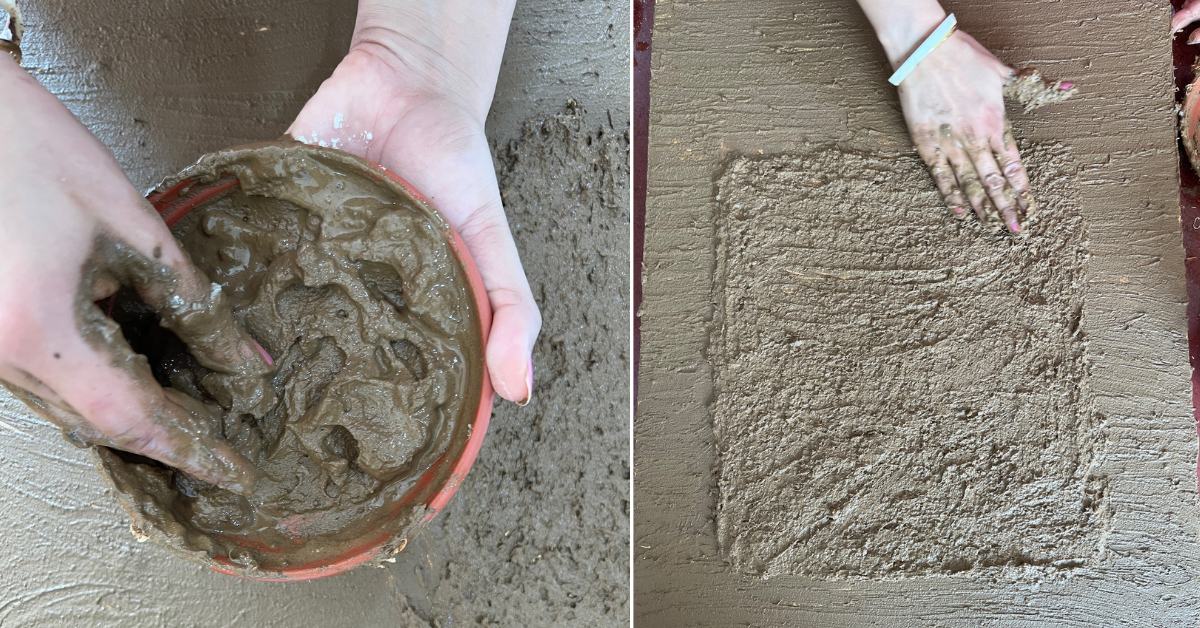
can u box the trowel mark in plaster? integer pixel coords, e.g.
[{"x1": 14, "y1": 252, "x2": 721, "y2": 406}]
[{"x1": 710, "y1": 144, "x2": 1109, "y2": 579}]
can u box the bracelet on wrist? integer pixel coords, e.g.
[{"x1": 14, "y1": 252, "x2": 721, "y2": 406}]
[{"x1": 888, "y1": 13, "x2": 957, "y2": 87}]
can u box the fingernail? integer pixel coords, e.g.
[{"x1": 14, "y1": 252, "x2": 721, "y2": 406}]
[
  {"x1": 214, "y1": 464, "x2": 257, "y2": 496},
  {"x1": 251, "y1": 339, "x2": 273, "y2": 367},
  {"x1": 192, "y1": 443, "x2": 257, "y2": 495},
  {"x1": 516, "y1": 360, "x2": 534, "y2": 407},
  {"x1": 1008, "y1": 220, "x2": 1022, "y2": 234},
  {"x1": 1059, "y1": 81, "x2": 1074, "y2": 90},
  {"x1": 951, "y1": 206, "x2": 966, "y2": 218}
]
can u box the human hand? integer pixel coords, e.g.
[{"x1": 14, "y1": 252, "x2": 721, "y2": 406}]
[
  {"x1": 902, "y1": 35, "x2": 1075, "y2": 234},
  {"x1": 856, "y1": 2, "x2": 1073, "y2": 234},
  {"x1": 898, "y1": 31, "x2": 1036, "y2": 233},
  {"x1": 1174, "y1": 0, "x2": 1200, "y2": 42},
  {"x1": 0, "y1": 57, "x2": 270, "y2": 493},
  {"x1": 289, "y1": 2, "x2": 540, "y2": 405}
]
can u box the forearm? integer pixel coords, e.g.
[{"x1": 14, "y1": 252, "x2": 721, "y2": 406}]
[
  {"x1": 351, "y1": 0, "x2": 516, "y2": 122},
  {"x1": 855, "y1": 0, "x2": 947, "y2": 68}
]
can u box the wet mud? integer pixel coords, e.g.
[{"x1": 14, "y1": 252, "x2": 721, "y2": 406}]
[
  {"x1": 99, "y1": 143, "x2": 483, "y2": 575},
  {"x1": 1004, "y1": 68, "x2": 1076, "y2": 113},
  {"x1": 0, "y1": 0, "x2": 628, "y2": 625},
  {"x1": 639, "y1": 0, "x2": 1198, "y2": 624},
  {"x1": 713, "y1": 144, "x2": 1106, "y2": 578}
]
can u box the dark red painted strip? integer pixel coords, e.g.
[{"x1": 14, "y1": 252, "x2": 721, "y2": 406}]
[
  {"x1": 633, "y1": 0, "x2": 653, "y2": 407},
  {"x1": 1172, "y1": 0, "x2": 1200, "y2": 484}
]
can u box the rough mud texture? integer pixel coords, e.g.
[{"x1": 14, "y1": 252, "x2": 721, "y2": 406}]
[
  {"x1": 1004, "y1": 69, "x2": 1076, "y2": 113},
  {"x1": 0, "y1": 1, "x2": 21, "y2": 62},
  {"x1": 713, "y1": 145, "x2": 1106, "y2": 578},
  {"x1": 424, "y1": 105, "x2": 630, "y2": 625},
  {"x1": 102, "y1": 144, "x2": 481, "y2": 575},
  {"x1": 639, "y1": 0, "x2": 1199, "y2": 625},
  {"x1": 0, "y1": 0, "x2": 628, "y2": 626}
]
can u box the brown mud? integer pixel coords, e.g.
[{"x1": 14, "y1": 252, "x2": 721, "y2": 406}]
[
  {"x1": 1004, "y1": 68, "x2": 1076, "y2": 113},
  {"x1": 99, "y1": 142, "x2": 482, "y2": 575},
  {"x1": 0, "y1": 0, "x2": 628, "y2": 625},
  {"x1": 713, "y1": 144, "x2": 1105, "y2": 578},
  {"x1": 639, "y1": 0, "x2": 1198, "y2": 625}
]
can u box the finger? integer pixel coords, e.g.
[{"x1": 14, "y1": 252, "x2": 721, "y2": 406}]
[
  {"x1": 1175, "y1": 0, "x2": 1200, "y2": 34},
  {"x1": 942, "y1": 138, "x2": 988, "y2": 222},
  {"x1": 95, "y1": 213, "x2": 271, "y2": 379},
  {"x1": 456, "y1": 203, "x2": 542, "y2": 406},
  {"x1": 967, "y1": 144, "x2": 1022, "y2": 234},
  {"x1": 0, "y1": 369, "x2": 107, "y2": 446},
  {"x1": 990, "y1": 125, "x2": 1035, "y2": 215},
  {"x1": 90, "y1": 273, "x2": 120, "y2": 301},
  {"x1": 1003, "y1": 68, "x2": 1076, "y2": 113},
  {"x1": 915, "y1": 139, "x2": 967, "y2": 218},
  {"x1": 381, "y1": 131, "x2": 542, "y2": 406},
  {"x1": 36, "y1": 302, "x2": 258, "y2": 494}
]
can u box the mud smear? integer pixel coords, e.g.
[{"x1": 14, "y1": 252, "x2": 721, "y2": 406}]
[
  {"x1": 713, "y1": 145, "x2": 1107, "y2": 578},
  {"x1": 1004, "y1": 69, "x2": 1076, "y2": 113},
  {"x1": 639, "y1": 0, "x2": 1197, "y2": 624},
  {"x1": 97, "y1": 143, "x2": 482, "y2": 575}
]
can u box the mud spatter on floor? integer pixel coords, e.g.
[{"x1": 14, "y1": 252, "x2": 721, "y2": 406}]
[
  {"x1": 398, "y1": 105, "x2": 631, "y2": 624},
  {"x1": 710, "y1": 144, "x2": 1109, "y2": 579},
  {"x1": 99, "y1": 143, "x2": 484, "y2": 575}
]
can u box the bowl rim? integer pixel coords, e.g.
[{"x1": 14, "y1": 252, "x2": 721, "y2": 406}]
[{"x1": 142, "y1": 142, "x2": 495, "y2": 581}]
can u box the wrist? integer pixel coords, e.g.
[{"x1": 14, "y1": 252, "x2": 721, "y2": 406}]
[
  {"x1": 858, "y1": 1, "x2": 947, "y2": 68},
  {"x1": 347, "y1": 0, "x2": 515, "y2": 123}
]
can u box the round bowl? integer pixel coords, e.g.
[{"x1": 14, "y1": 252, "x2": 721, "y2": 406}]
[{"x1": 105, "y1": 141, "x2": 493, "y2": 581}]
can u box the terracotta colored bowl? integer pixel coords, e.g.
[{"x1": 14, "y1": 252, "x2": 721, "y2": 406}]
[{"x1": 133, "y1": 144, "x2": 494, "y2": 581}]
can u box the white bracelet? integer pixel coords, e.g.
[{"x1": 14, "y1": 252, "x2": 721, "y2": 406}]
[{"x1": 888, "y1": 13, "x2": 958, "y2": 87}]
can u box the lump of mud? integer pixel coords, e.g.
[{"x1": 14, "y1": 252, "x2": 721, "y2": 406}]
[
  {"x1": 99, "y1": 143, "x2": 484, "y2": 575},
  {"x1": 711, "y1": 145, "x2": 1108, "y2": 579}
]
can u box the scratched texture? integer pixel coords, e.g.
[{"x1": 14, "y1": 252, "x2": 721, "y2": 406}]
[
  {"x1": 637, "y1": 0, "x2": 1200, "y2": 625},
  {"x1": 712, "y1": 145, "x2": 1110, "y2": 580},
  {"x1": 1, "y1": 0, "x2": 628, "y2": 626}
]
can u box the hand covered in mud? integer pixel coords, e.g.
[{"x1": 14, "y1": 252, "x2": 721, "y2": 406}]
[
  {"x1": 289, "y1": 1, "x2": 540, "y2": 405},
  {"x1": 0, "y1": 57, "x2": 270, "y2": 493},
  {"x1": 897, "y1": 32, "x2": 1072, "y2": 233}
]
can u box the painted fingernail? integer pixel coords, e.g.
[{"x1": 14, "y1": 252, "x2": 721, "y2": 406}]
[
  {"x1": 1008, "y1": 219, "x2": 1022, "y2": 234},
  {"x1": 516, "y1": 360, "x2": 534, "y2": 407},
  {"x1": 251, "y1": 339, "x2": 273, "y2": 367},
  {"x1": 1059, "y1": 81, "x2": 1074, "y2": 90},
  {"x1": 950, "y1": 206, "x2": 966, "y2": 218}
]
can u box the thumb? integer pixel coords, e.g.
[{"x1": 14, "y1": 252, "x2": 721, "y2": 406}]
[
  {"x1": 377, "y1": 131, "x2": 542, "y2": 406},
  {"x1": 458, "y1": 208, "x2": 541, "y2": 406},
  {"x1": 484, "y1": 278, "x2": 541, "y2": 406}
]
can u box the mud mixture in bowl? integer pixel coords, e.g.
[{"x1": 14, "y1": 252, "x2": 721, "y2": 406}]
[{"x1": 99, "y1": 143, "x2": 485, "y2": 574}]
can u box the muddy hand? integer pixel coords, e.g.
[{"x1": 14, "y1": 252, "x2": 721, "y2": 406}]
[
  {"x1": 289, "y1": 0, "x2": 540, "y2": 405},
  {"x1": 0, "y1": 55, "x2": 269, "y2": 494},
  {"x1": 898, "y1": 31, "x2": 1074, "y2": 233}
]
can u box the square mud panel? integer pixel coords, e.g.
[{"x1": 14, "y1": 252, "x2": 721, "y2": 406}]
[{"x1": 711, "y1": 145, "x2": 1108, "y2": 579}]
